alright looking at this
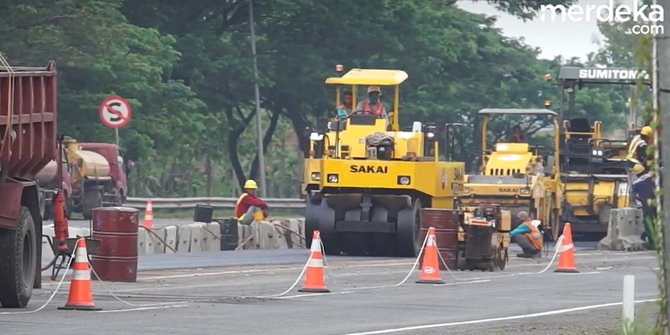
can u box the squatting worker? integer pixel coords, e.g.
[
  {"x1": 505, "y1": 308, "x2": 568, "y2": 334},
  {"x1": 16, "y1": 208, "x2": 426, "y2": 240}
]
[
  {"x1": 234, "y1": 179, "x2": 268, "y2": 225},
  {"x1": 631, "y1": 163, "x2": 656, "y2": 250},
  {"x1": 509, "y1": 211, "x2": 543, "y2": 258}
]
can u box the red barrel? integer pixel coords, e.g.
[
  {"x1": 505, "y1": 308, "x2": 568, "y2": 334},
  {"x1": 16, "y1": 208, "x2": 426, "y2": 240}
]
[
  {"x1": 420, "y1": 209, "x2": 460, "y2": 270},
  {"x1": 90, "y1": 207, "x2": 139, "y2": 282}
]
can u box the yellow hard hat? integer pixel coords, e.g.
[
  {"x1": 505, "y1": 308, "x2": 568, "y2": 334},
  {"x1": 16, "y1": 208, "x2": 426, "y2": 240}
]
[
  {"x1": 632, "y1": 164, "x2": 645, "y2": 174},
  {"x1": 640, "y1": 126, "x2": 653, "y2": 136},
  {"x1": 244, "y1": 179, "x2": 258, "y2": 189},
  {"x1": 367, "y1": 86, "x2": 381, "y2": 94}
]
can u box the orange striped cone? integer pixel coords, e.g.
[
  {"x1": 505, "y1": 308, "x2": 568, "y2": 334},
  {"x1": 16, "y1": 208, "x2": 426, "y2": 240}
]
[
  {"x1": 298, "y1": 230, "x2": 330, "y2": 293},
  {"x1": 58, "y1": 238, "x2": 101, "y2": 310},
  {"x1": 143, "y1": 198, "x2": 154, "y2": 228},
  {"x1": 416, "y1": 227, "x2": 445, "y2": 284},
  {"x1": 555, "y1": 222, "x2": 579, "y2": 273}
]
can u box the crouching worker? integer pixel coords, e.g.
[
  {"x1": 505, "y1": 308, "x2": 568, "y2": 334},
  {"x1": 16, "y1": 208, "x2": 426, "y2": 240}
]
[
  {"x1": 234, "y1": 179, "x2": 268, "y2": 225},
  {"x1": 510, "y1": 211, "x2": 543, "y2": 258}
]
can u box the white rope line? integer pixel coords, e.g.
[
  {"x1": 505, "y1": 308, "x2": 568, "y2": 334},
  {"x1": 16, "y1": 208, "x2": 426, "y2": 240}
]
[
  {"x1": 323, "y1": 231, "x2": 430, "y2": 291},
  {"x1": 437, "y1": 234, "x2": 566, "y2": 282},
  {"x1": 244, "y1": 250, "x2": 313, "y2": 299},
  {"x1": 0, "y1": 244, "x2": 76, "y2": 315},
  {"x1": 88, "y1": 260, "x2": 188, "y2": 307}
]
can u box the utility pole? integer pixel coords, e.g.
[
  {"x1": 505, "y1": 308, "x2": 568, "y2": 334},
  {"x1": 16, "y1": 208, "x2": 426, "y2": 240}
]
[
  {"x1": 655, "y1": 0, "x2": 670, "y2": 330},
  {"x1": 249, "y1": 0, "x2": 267, "y2": 197}
]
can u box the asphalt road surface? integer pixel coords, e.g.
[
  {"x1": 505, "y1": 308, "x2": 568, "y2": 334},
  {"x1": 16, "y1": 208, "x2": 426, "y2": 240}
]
[{"x1": 2, "y1": 243, "x2": 661, "y2": 335}]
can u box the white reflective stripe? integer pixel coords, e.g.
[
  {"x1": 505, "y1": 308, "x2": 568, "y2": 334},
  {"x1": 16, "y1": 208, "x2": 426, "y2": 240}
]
[
  {"x1": 558, "y1": 243, "x2": 574, "y2": 252},
  {"x1": 75, "y1": 244, "x2": 88, "y2": 261},
  {"x1": 310, "y1": 239, "x2": 322, "y2": 252},
  {"x1": 307, "y1": 258, "x2": 324, "y2": 268},
  {"x1": 427, "y1": 234, "x2": 436, "y2": 247},
  {"x1": 145, "y1": 214, "x2": 154, "y2": 219},
  {"x1": 73, "y1": 269, "x2": 91, "y2": 281}
]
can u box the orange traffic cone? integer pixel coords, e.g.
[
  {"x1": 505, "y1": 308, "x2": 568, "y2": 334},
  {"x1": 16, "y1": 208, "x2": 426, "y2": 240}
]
[
  {"x1": 416, "y1": 227, "x2": 445, "y2": 284},
  {"x1": 143, "y1": 198, "x2": 154, "y2": 228},
  {"x1": 298, "y1": 230, "x2": 330, "y2": 293},
  {"x1": 58, "y1": 238, "x2": 101, "y2": 310},
  {"x1": 555, "y1": 222, "x2": 579, "y2": 273}
]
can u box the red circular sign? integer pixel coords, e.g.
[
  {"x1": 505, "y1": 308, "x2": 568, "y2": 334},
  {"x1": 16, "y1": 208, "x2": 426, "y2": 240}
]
[{"x1": 99, "y1": 96, "x2": 132, "y2": 129}]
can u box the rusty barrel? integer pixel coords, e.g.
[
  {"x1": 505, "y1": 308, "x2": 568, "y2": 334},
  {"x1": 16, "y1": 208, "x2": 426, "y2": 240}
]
[
  {"x1": 90, "y1": 207, "x2": 139, "y2": 282},
  {"x1": 419, "y1": 209, "x2": 460, "y2": 270}
]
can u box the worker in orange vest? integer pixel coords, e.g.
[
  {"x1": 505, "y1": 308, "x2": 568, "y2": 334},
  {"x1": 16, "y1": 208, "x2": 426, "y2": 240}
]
[
  {"x1": 234, "y1": 179, "x2": 268, "y2": 225},
  {"x1": 509, "y1": 211, "x2": 543, "y2": 258},
  {"x1": 354, "y1": 86, "x2": 387, "y2": 118}
]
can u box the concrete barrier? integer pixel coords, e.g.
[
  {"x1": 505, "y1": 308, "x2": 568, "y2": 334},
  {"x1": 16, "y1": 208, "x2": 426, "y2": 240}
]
[
  {"x1": 188, "y1": 222, "x2": 206, "y2": 252},
  {"x1": 40, "y1": 217, "x2": 306, "y2": 264},
  {"x1": 204, "y1": 222, "x2": 221, "y2": 251},
  {"x1": 137, "y1": 228, "x2": 148, "y2": 256},
  {"x1": 598, "y1": 208, "x2": 646, "y2": 251},
  {"x1": 175, "y1": 224, "x2": 192, "y2": 253},
  {"x1": 164, "y1": 226, "x2": 178, "y2": 253}
]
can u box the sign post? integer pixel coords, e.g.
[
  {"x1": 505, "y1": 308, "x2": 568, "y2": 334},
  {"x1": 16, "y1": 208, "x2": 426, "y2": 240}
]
[{"x1": 98, "y1": 95, "x2": 132, "y2": 148}]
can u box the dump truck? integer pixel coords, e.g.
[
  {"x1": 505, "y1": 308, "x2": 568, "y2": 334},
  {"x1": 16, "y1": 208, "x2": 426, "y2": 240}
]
[
  {"x1": 461, "y1": 108, "x2": 563, "y2": 241},
  {"x1": 551, "y1": 66, "x2": 650, "y2": 238},
  {"x1": 62, "y1": 138, "x2": 128, "y2": 220},
  {"x1": 0, "y1": 61, "x2": 57, "y2": 308},
  {"x1": 303, "y1": 67, "x2": 465, "y2": 257}
]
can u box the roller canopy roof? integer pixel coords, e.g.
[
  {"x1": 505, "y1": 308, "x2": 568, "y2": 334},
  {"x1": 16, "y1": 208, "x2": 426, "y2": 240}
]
[
  {"x1": 325, "y1": 68, "x2": 408, "y2": 85},
  {"x1": 478, "y1": 108, "x2": 558, "y2": 116}
]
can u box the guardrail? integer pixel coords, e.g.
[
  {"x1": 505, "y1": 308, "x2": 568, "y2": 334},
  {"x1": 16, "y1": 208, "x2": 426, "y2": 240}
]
[{"x1": 124, "y1": 197, "x2": 305, "y2": 210}]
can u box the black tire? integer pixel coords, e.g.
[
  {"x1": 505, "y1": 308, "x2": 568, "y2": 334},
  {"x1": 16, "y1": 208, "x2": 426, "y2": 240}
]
[
  {"x1": 0, "y1": 206, "x2": 37, "y2": 308},
  {"x1": 82, "y1": 189, "x2": 102, "y2": 220},
  {"x1": 396, "y1": 198, "x2": 422, "y2": 257},
  {"x1": 64, "y1": 193, "x2": 73, "y2": 219}
]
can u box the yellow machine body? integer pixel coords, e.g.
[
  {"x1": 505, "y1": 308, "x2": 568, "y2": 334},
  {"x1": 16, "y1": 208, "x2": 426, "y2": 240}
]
[
  {"x1": 560, "y1": 118, "x2": 631, "y2": 236},
  {"x1": 302, "y1": 67, "x2": 465, "y2": 257},
  {"x1": 461, "y1": 108, "x2": 563, "y2": 241}
]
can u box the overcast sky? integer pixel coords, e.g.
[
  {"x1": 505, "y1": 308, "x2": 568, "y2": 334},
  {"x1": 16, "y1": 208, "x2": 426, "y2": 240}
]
[{"x1": 455, "y1": 0, "x2": 648, "y2": 61}]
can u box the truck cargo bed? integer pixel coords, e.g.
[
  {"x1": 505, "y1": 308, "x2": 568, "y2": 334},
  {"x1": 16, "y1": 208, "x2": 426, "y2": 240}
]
[{"x1": 0, "y1": 62, "x2": 57, "y2": 179}]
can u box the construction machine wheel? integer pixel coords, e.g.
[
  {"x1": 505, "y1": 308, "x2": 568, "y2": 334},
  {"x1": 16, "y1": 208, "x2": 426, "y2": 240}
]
[
  {"x1": 396, "y1": 198, "x2": 422, "y2": 257},
  {"x1": 82, "y1": 189, "x2": 102, "y2": 220},
  {"x1": 0, "y1": 207, "x2": 37, "y2": 308}
]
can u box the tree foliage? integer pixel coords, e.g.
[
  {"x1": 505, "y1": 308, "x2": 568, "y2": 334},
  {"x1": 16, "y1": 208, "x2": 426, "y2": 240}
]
[{"x1": 3, "y1": 0, "x2": 625, "y2": 197}]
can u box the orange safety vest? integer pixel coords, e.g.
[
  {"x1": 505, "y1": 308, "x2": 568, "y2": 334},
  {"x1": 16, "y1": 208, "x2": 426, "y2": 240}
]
[
  {"x1": 522, "y1": 221, "x2": 543, "y2": 250},
  {"x1": 362, "y1": 100, "x2": 384, "y2": 116},
  {"x1": 234, "y1": 193, "x2": 248, "y2": 220}
]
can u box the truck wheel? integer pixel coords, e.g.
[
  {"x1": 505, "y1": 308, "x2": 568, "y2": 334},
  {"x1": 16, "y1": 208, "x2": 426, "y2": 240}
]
[
  {"x1": 82, "y1": 190, "x2": 102, "y2": 220},
  {"x1": 0, "y1": 206, "x2": 37, "y2": 308},
  {"x1": 64, "y1": 194, "x2": 73, "y2": 219},
  {"x1": 396, "y1": 198, "x2": 422, "y2": 257}
]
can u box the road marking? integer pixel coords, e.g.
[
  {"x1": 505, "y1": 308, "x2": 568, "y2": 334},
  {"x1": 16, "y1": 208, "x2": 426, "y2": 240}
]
[
  {"x1": 136, "y1": 261, "x2": 414, "y2": 281},
  {"x1": 433, "y1": 279, "x2": 491, "y2": 286},
  {"x1": 96, "y1": 304, "x2": 188, "y2": 313},
  {"x1": 343, "y1": 298, "x2": 659, "y2": 335},
  {"x1": 275, "y1": 291, "x2": 354, "y2": 300}
]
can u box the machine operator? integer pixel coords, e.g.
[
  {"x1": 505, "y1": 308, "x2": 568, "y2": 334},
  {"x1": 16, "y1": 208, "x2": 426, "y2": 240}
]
[
  {"x1": 355, "y1": 86, "x2": 388, "y2": 118},
  {"x1": 336, "y1": 90, "x2": 353, "y2": 119},
  {"x1": 234, "y1": 179, "x2": 269, "y2": 225},
  {"x1": 509, "y1": 211, "x2": 543, "y2": 258}
]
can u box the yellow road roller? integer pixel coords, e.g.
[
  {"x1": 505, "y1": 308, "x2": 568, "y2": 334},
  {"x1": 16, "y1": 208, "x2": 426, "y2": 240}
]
[{"x1": 302, "y1": 67, "x2": 465, "y2": 256}]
